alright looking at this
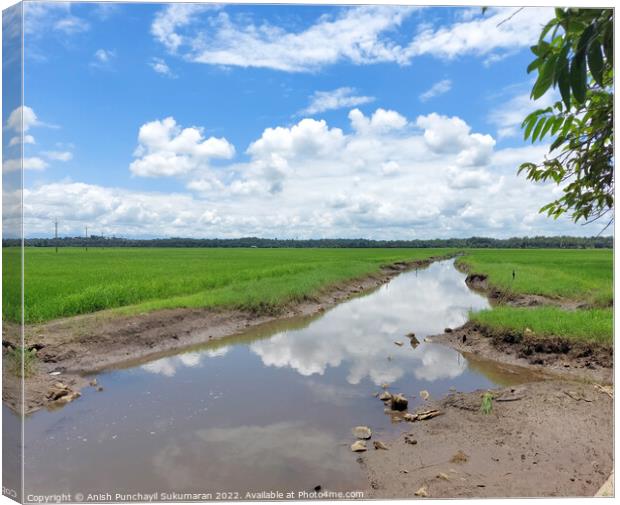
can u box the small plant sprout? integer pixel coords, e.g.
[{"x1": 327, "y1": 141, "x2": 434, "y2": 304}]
[
  {"x1": 7, "y1": 346, "x2": 38, "y2": 378},
  {"x1": 480, "y1": 391, "x2": 494, "y2": 415}
]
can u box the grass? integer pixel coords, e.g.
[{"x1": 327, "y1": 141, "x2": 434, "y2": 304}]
[
  {"x1": 2, "y1": 247, "x2": 452, "y2": 324},
  {"x1": 460, "y1": 249, "x2": 613, "y2": 345},
  {"x1": 471, "y1": 306, "x2": 613, "y2": 345},
  {"x1": 6, "y1": 346, "x2": 38, "y2": 377},
  {"x1": 480, "y1": 391, "x2": 493, "y2": 415},
  {"x1": 457, "y1": 249, "x2": 613, "y2": 306}
]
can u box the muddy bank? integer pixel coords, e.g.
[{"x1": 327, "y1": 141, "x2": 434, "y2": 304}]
[
  {"x1": 361, "y1": 380, "x2": 613, "y2": 498},
  {"x1": 2, "y1": 255, "x2": 450, "y2": 414},
  {"x1": 433, "y1": 322, "x2": 613, "y2": 385}
]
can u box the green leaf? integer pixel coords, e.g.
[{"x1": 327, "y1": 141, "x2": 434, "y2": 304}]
[
  {"x1": 551, "y1": 115, "x2": 564, "y2": 135},
  {"x1": 517, "y1": 162, "x2": 538, "y2": 176},
  {"x1": 539, "y1": 116, "x2": 554, "y2": 140},
  {"x1": 587, "y1": 39, "x2": 605, "y2": 86},
  {"x1": 523, "y1": 117, "x2": 537, "y2": 140},
  {"x1": 531, "y1": 57, "x2": 556, "y2": 99},
  {"x1": 527, "y1": 58, "x2": 541, "y2": 73},
  {"x1": 531, "y1": 40, "x2": 550, "y2": 57},
  {"x1": 557, "y1": 62, "x2": 571, "y2": 108},
  {"x1": 570, "y1": 51, "x2": 587, "y2": 104},
  {"x1": 577, "y1": 24, "x2": 595, "y2": 53},
  {"x1": 539, "y1": 19, "x2": 557, "y2": 42},
  {"x1": 531, "y1": 116, "x2": 547, "y2": 142}
]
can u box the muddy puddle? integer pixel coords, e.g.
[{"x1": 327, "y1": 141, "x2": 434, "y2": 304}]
[{"x1": 18, "y1": 260, "x2": 540, "y2": 498}]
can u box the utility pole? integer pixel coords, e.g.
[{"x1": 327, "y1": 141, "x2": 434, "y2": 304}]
[
  {"x1": 85, "y1": 225, "x2": 88, "y2": 252},
  {"x1": 54, "y1": 218, "x2": 58, "y2": 253}
]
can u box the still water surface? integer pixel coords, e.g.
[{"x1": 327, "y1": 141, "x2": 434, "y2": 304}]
[{"x1": 22, "y1": 260, "x2": 526, "y2": 496}]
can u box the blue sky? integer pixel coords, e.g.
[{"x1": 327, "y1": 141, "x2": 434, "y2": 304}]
[{"x1": 3, "y1": 2, "x2": 606, "y2": 239}]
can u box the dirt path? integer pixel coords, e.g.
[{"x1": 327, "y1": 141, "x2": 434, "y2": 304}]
[
  {"x1": 2, "y1": 255, "x2": 449, "y2": 414},
  {"x1": 361, "y1": 380, "x2": 613, "y2": 498}
]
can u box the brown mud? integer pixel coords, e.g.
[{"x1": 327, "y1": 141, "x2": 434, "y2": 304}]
[
  {"x1": 361, "y1": 380, "x2": 613, "y2": 498},
  {"x1": 2, "y1": 255, "x2": 448, "y2": 414}
]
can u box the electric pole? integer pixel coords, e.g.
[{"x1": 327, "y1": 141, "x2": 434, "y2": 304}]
[
  {"x1": 54, "y1": 218, "x2": 58, "y2": 253},
  {"x1": 85, "y1": 225, "x2": 88, "y2": 252}
]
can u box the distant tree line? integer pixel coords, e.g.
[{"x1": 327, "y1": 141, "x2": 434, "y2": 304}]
[{"x1": 3, "y1": 235, "x2": 613, "y2": 249}]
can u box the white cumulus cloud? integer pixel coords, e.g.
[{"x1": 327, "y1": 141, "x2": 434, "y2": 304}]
[
  {"x1": 130, "y1": 117, "x2": 235, "y2": 178},
  {"x1": 6, "y1": 105, "x2": 40, "y2": 132},
  {"x1": 416, "y1": 113, "x2": 495, "y2": 166},
  {"x1": 19, "y1": 106, "x2": 606, "y2": 240}
]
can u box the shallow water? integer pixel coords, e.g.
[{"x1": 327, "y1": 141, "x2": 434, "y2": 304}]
[{"x1": 20, "y1": 260, "x2": 531, "y2": 498}]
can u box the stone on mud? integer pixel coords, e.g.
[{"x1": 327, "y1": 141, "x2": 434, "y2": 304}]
[
  {"x1": 415, "y1": 485, "x2": 429, "y2": 497},
  {"x1": 450, "y1": 450, "x2": 468, "y2": 464},
  {"x1": 379, "y1": 391, "x2": 392, "y2": 401},
  {"x1": 55, "y1": 391, "x2": 81, "y2": 405},
  {"x1": 352, "y1": 426, "x2": 372, "y2": 440},
  {"x1": 46, "y1": 382, "x2": 71, "y2": 401},
  {"x1": 420, "y1": 390, "x2": 430, "y2": 401},
  {"x1": 373, "y1": 440, "x2": 389, "y2": 450},
  {"x1": 390, "y1": 393, "x2": 408, "y2": 411},
  {"x1": 351, "y1": 440, "x2": 367, "y2": 452}
]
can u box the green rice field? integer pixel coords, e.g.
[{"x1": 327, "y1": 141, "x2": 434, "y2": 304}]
[
  {"x1": 3, "y1": 247, "x2": 450, "y2": 324},
  {"x1": 2, "y1": 247, "x2": 613, "y2": 345},
  {"x1": 459, "y1": 249, "x2": 613, "y2": 345}
]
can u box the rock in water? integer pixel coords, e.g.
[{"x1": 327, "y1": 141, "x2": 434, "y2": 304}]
[
  {"x1": 420, "y1": 390, "x2": 430, "y2": 401},
  {"x1": 351, "y1": 440, "x2": 367, "y2": 452},
  {"x1": 379, "y1": 391, "x2": 392, "y2": 401},
  {"x1": 373, "y1": 440, "x2": 389, "y2": 450},
  {"x1": 444, "y1": 327, "x2": 453, "y2": 333},
  {"x1": 390, "y1": 393, "x2": 408, "y2": 411},
  {"x1": 352, "y1": 426, "x2": 372, "y2": 440},
  {"x1": 55, "y1": 391, "x2": 81, "y2": 405},
  {"x1": 394, "y1": 341, "x2": 403, "y2": 346}
]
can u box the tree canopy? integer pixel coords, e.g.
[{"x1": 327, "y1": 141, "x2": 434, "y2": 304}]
[{"x1": 519, "y1": 8, "x2": 613, "y2": 229}]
